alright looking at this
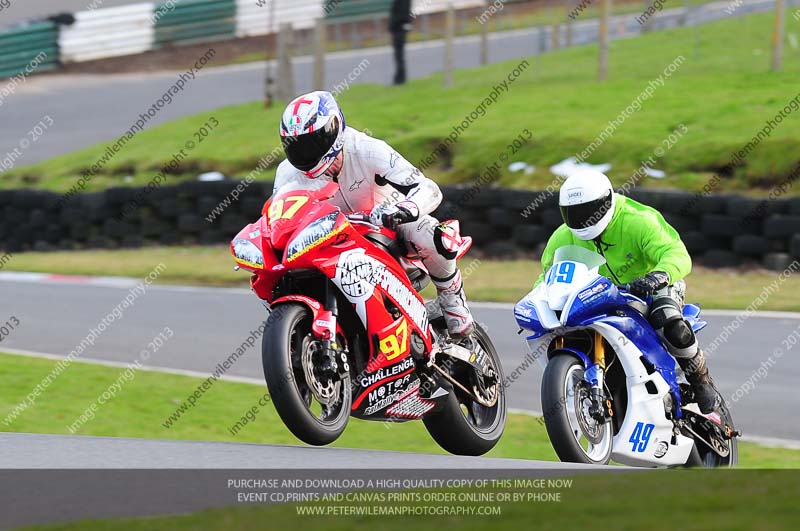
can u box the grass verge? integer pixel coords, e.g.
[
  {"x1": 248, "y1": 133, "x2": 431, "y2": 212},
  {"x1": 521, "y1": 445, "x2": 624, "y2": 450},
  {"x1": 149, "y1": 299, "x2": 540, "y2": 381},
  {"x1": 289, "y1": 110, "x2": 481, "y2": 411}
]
[
  {"x1": 4, "y1": 12, "x2": 800, "y2": 194},
  {"x1": 3, "y1": 246, "x2": 800, "y2": 311},
  {"x1": 0, "y1": 352, "x2": 797, "y2": 468}
]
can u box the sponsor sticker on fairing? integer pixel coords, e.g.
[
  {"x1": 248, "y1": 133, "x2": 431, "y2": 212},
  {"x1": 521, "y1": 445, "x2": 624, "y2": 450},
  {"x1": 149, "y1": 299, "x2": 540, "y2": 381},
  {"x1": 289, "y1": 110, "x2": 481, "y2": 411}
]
[
  {"x1": 364, "y1": 378, "x2": 416, "y2": 415},
  {"x1": 385, "y1": 387, "x2": 435, "y2": 419},
  {"x1": 359, "y1": 357, "x2": 414, "y2": 388},
  {"x1": 333, "y1": 248, "x2": 428, "y2": 331},
  {"x1": 578, "y1": 281, "x2": 608, "y2": 302}
]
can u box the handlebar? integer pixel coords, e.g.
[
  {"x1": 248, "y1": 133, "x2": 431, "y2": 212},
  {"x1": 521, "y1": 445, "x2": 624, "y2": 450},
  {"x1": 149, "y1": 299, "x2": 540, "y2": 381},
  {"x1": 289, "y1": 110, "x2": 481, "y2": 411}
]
[
  {"x1": 616, "y1": 284, "x2": 650, "y2": 305},
  {"x1": 345, "y1": 212, "x2": 380, "y2": 229}
]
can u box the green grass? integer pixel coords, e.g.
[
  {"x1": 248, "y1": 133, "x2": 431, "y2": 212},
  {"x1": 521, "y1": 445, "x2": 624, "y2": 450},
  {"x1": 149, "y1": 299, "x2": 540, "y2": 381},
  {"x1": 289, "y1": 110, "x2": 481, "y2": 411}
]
[
  {"x1": 0, "y1": 352, "x2": 798, "y2": 469},
  {"x1": 193, "y1": 1, "x2": 719, "y2": 65},
  {"x1": 17, "y1": 471, "x2": 800, "y2": 530},
  {"x1": 4, "y1": 350, "x2": 799, "y2": 530},
  {"x1": 0, "y1": 352, "x2": 553, "y2": 460},
  {"x1": 4, "y1": 246, "x2": 800, "y2": 311},
  {"x1": 4, "y1": 12, "x2": 800, "y2": 194}
]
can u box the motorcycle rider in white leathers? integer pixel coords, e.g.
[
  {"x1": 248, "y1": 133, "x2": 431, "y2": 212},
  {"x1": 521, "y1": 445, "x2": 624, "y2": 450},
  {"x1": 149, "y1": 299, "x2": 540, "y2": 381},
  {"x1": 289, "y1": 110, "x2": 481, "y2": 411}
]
[{"x1": 273, "y1": 91, "x2": 475, "y2": 338}]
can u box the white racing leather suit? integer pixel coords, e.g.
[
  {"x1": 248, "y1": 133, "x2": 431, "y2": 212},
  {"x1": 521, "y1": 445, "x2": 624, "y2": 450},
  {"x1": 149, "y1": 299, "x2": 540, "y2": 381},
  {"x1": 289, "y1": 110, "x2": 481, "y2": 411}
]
[{"x1": 273, "y1": 126, "x2": 474, "y2": 336}]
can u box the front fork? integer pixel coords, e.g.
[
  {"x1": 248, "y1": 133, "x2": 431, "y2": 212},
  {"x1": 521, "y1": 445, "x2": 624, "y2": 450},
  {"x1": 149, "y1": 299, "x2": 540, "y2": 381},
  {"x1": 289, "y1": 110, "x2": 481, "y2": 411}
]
[
  {"x1": 318, "y1": 282, "x2": 350, "y2": 378},
  {"x1": 585, "y1": 332, "x2": 611, "y2": 421}
]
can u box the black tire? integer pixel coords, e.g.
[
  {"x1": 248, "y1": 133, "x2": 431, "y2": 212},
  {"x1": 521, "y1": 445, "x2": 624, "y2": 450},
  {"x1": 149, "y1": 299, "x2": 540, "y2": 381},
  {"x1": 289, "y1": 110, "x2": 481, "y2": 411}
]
[
  {"x1": 791, "y1": 234, "x2": 800, "y2": 258},
  {"x1": 685, "y1": 392, "x2": 738, "y2": 468},
  {"x1": 177, "y1": 214, "x2": 203, "y2": 234},
  {"x1": 701, "y1": 249, "x2": 743, "y2": 268},
  {"x1": 541, "y1": 208, "x2": 564, "y2": 229},
  {"x1": 512, "y1": 225, "x2": 548, "y2": 247},
  {"x1": 262, "y1": 303, "x2": 350, "y2": 446},
  {"x1": 461, "y1": 222, "x2": 493, "y2": 246},
  {"x1": 763, "y1": 215, "x2": 800, "y2": 239},
  {"x1": 663, "y1": 214, "x2": 695, "y2": 235},
  {"x1": 681, "y1": 231, "x2": 709, "y2": 254},
  {"x1": 423, "y1": 324, "x2": 506, "y2": 456},
  {"x1": 702, "y1": 214, "x2": 758, "y2": 237},
  {"x1": 762, "y1": 252, "x2": 794, "y2": 271},
  {"x1": 732, "y1": 235, "x2": 771, "y2": 257},
  {"x1": 541, "y1": 354, "x2": 613, "y2": 465},
  {"x1": 486, "y1": 207, "x2": 516, "y2": 228},
  {"x1": 241, "y1": 197, "x2": 265, "y2": 218},
  {"x1": 483, "y1": 241, "x2": 521, "y2": 259}
]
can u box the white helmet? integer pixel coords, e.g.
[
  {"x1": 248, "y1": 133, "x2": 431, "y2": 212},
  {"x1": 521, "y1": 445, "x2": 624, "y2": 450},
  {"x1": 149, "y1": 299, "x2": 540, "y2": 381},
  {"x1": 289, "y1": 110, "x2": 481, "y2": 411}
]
[{"x1": 558, "y1": 169, "x2": 616, "y2": 240}]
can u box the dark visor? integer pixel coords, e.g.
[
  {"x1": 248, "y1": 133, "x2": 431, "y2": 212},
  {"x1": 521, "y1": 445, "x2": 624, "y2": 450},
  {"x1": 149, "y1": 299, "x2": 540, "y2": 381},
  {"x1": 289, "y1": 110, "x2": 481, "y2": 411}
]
[
  {"x1": 559, "y1": 190, "x2": 613, "y2": 229},
  {"x1": 281, "y1": 117, "x2": 339, "y2": 171}
]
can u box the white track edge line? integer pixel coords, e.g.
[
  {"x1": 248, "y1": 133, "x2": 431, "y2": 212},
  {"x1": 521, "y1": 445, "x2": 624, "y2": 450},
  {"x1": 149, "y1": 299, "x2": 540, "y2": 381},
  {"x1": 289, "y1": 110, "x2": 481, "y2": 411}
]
[{"x1": 3, "y1": 348, "x2": 799, "y2": 450}]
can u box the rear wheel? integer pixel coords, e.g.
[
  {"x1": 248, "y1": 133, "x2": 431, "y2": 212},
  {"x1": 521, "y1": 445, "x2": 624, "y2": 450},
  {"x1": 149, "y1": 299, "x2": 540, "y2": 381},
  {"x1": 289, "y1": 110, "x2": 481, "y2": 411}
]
[
  {"x1": 541, "y1": 354, "x2": 613, "y2": 465},
  {"x1": 262, "y1": 303, "x2": 350, "y2": 446},
  {"x1": 423, "y1": 324, "x2": 506, "y2": 456},
  {"x1": 685, "y1": 391, "x2": 738, "y2": 468}
]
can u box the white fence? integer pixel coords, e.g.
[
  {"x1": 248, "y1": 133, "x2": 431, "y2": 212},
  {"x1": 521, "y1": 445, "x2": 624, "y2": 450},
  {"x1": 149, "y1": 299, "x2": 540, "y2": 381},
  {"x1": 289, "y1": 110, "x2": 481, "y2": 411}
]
[
  {"x1": 414, "y1": 0, "x2": 487, "y2": 16},
  {"x1": 58, "y1": 2, "x2": 155, "y2": 63},
  {"x1": 57, "y1": 0, "x2": 491, "y2": 64},
  {"x1": 235, "y1": 0, "x2": 322, "y2": 38},
  {"x1": 234, "y1": 0, "x2": 488, "y2": 38}
]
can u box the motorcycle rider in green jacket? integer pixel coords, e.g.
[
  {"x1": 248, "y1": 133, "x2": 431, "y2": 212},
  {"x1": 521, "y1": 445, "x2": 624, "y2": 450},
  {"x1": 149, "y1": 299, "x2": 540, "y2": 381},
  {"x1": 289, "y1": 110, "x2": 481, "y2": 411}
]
[{"x1": 537, "y1": 169, "x2": 718, "y2": 414}]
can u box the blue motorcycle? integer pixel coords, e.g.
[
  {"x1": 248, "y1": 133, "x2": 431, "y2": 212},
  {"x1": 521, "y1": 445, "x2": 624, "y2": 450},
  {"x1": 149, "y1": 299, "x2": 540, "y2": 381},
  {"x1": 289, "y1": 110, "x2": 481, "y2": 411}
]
[{"x1": 515, "y1": 245, "x2": 738, "y2": 467}]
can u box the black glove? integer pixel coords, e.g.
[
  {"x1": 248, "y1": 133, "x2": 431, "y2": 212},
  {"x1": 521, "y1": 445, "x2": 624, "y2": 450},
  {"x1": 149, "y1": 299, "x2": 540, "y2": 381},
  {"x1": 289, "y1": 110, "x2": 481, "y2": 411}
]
[
  {"x1": 627, "y1": 271, "x2": 670, "y2": 299},
  {"x1": 371, "y1": 200, "x2": 419, "y2": 230}
]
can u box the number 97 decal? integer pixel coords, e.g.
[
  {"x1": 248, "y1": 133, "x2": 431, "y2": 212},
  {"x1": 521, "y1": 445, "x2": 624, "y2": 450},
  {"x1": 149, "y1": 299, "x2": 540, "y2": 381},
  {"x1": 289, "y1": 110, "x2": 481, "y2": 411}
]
[
  {"x1": 379, "y1": 319, "x2": 409, "y2": 361},
  {"x1": 268, "y1": 196, "x2": 309, "y2": 225}
]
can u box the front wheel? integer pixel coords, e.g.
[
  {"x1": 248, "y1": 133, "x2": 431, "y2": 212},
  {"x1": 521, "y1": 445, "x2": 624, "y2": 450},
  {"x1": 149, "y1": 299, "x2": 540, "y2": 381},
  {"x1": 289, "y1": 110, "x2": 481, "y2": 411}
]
[
  {"x1": 262, "y1": 303, "x2": 351, "y2": 446},
  {"x1": 541, "y1": 354, "x2": 613, "y2": 465},
  {"x1": 423, "y1": 323, "x2": 506, "y2": 456}
]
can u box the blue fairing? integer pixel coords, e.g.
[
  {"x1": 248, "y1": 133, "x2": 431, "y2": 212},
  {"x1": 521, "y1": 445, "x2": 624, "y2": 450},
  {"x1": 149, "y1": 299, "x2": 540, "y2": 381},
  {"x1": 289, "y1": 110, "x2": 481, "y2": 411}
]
[
  {"x1": 682, "y1": 303, "x2": 708, "y2": 333},
  {"x1": 561, "y1": 280, "x2": 683, "y2": 414},
  {"x1": 563, "y1": 277, "x2": 624, "y2": 327},
  {"x1": 549, "y1": 347, "x2": 593, "y2": 369},
  {"x1": 514, "y1": 299, "x2": 547, "y2": 338},
  {"x1": 579, "y1": 308, "x2": 683, "y2": 415}
]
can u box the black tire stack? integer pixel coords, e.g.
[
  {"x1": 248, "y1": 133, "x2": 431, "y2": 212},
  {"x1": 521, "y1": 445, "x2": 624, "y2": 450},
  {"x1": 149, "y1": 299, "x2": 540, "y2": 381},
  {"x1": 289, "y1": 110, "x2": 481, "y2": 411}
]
[{"x1": 1, "y1": 182, "x2": 799, "y2": 271}]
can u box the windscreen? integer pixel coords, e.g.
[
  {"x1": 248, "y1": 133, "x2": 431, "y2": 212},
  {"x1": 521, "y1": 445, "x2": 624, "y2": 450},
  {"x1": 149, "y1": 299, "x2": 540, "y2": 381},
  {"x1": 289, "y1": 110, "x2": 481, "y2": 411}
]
[{"x1": 552, "y1": 245, "x2": 606, "y2": 270}]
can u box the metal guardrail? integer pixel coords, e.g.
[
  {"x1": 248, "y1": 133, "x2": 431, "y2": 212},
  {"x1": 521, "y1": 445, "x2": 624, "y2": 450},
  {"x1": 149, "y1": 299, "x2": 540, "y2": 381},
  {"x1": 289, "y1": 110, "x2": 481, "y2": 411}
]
[
  {"x1": 0, "y1": 21, "x2": 59, "y2": 78},
  {"x1": 325, "y1": 0, "x2": 393, "y2": 20},
  {"x1": 154, "y1": 0, "x2": 236, "y2": 47}
]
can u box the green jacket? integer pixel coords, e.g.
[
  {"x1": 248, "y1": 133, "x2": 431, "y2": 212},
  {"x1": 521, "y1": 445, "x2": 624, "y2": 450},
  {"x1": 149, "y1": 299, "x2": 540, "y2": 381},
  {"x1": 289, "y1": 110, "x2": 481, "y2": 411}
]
[{"x1": 536, "y1": 194, "x2": 692, "y2": 286}]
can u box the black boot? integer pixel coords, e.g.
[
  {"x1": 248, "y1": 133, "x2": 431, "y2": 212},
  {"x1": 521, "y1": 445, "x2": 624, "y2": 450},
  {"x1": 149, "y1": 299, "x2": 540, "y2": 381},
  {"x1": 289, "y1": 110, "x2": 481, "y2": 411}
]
[{"x1": 678, "y1": 349, "x2": 717, "y2": 414}]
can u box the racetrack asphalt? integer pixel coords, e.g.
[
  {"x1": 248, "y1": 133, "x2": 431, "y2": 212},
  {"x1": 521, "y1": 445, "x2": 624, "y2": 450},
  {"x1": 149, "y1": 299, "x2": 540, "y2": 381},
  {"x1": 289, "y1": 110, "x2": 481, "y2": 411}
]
[{"x1": 1, "y1": 275, "x2": 798, "y2": 442}]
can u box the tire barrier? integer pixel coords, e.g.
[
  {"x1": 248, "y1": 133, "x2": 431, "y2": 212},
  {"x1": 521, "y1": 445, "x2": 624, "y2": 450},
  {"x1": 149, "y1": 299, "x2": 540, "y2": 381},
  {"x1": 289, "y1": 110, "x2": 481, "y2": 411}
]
[{"x1": 1, "y1": 184, "x2": 799, "y2": 271}]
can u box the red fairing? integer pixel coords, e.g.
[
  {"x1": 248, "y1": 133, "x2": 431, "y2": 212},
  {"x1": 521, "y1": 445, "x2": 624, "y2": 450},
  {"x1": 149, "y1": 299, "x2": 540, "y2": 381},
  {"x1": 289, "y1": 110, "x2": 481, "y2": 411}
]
[
  {"x1": 230, "y1": 184, "x2": 433, "y2": 377},
  {"x1": 272, "y1": 294, "x2": 343, "y2": 339}
]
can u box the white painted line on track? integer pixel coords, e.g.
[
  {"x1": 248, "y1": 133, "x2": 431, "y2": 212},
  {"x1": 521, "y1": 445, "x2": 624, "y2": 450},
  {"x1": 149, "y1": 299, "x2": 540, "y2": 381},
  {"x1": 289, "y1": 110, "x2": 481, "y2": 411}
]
[
  {"x1": 0, "y1": 347, "x2": 264, "y2": 386},
  {"x1": 2, "y1": 347, "x2": 799, "y2": 450}
]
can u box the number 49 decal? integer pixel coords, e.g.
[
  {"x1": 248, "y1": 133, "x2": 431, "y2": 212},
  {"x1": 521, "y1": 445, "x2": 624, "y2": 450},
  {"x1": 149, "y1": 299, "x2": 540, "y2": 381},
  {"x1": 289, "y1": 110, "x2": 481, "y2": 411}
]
[
  {"x1": 629, "y1": 422, "x2": 655, "y2": 452},
  {"x1": 546, "y1": 262, "x2": 576, "y2": 285}
]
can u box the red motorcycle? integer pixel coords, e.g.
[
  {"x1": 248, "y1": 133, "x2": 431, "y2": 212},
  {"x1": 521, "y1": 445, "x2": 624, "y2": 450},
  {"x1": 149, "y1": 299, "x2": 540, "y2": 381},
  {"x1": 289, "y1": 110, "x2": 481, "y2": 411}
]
[{"x1": 230, "y1": 183, "x2": 506, "y2": 455}]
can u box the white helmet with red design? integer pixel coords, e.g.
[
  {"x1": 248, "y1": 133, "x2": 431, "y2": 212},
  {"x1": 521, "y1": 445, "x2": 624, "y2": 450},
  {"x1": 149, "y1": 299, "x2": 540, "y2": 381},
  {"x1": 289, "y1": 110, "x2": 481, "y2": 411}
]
[{"x1": 280, "y1": 91, "x2": 346, "y2": 178}]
